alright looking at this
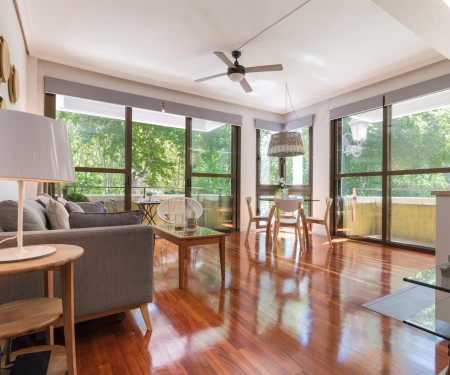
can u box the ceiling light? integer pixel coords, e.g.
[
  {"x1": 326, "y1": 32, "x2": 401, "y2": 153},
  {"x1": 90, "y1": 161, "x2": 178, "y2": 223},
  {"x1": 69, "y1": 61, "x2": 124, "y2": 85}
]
[
  {"x1": 444, "y1": 0, "x2": 450, "y2": 7},
  {"x1": 228, "y1": 72, "x2": 244, "y2": 82}
]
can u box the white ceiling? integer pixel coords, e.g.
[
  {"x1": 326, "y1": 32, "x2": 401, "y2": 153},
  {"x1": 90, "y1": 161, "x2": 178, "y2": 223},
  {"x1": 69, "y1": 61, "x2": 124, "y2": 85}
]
[{"x1": 17, "y1": 0, "x2": 446, "y2": 113}]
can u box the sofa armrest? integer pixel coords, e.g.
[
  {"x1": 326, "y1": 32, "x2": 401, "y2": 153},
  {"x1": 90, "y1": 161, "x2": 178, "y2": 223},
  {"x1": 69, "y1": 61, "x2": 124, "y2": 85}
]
[{"x1": 0, "y1": 225, "x2": 154, "y2": 319}]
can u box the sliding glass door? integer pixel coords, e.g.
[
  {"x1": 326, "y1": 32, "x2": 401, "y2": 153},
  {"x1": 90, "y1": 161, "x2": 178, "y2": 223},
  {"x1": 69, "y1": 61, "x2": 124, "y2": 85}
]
[
  {"x1": 332, "y1": 90, "x2": 450, "y2": 251},
  {"x1": 186, "y1": 118, "x2": 239, "y2": 231}
]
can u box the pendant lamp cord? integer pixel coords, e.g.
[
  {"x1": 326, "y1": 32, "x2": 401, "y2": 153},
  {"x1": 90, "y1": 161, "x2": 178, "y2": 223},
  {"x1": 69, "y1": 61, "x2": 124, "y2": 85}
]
[
  {"x1": 286, "y1": 83, "x2": 332, "y2": 129},
  {"x1": 236, "y1": 0, "x2": 313, "y2": 51}
]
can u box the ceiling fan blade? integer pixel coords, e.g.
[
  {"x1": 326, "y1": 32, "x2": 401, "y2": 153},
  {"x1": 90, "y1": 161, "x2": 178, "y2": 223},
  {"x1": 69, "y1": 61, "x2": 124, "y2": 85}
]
[
  {"x1": 240, "y1": 78, "x2": 253, "y2": 93},
  {"x1": 214, "y1": 51, "x2": 235, "y2": 68},
  {"x1": 195, "y1": 72, "x2": 227, "y2": 82},
  {"x1": 245, "y1": 64, "x2": 283, "y2": 73}
]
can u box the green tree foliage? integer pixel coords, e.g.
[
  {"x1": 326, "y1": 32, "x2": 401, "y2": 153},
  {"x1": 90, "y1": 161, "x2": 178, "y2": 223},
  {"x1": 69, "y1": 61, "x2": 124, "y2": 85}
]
[
  {"x1": 340, "y1": 107, "x2": 450, "y2": 197},
  {"x1": 57, "y1": 110, "x2": 235, "y2": 196}
]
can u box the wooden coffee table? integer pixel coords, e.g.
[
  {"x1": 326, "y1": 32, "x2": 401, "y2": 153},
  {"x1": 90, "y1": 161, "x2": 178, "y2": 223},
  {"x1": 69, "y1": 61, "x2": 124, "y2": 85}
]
[{"x1": 152, "y1": 225, "x2": 226, "y2": 288}]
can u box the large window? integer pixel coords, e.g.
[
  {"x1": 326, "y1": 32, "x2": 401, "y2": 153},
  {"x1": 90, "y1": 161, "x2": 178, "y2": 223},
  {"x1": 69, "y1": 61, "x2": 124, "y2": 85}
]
[
  {"x1": 256, "y1": 127, "x2": 312, "y2": 218},
  {"x1": 332, "y1": 89, "x2": 450, "y2": 250},
  {"x1": 51, "y1": 94, "x2": 240, "y2": 231}
]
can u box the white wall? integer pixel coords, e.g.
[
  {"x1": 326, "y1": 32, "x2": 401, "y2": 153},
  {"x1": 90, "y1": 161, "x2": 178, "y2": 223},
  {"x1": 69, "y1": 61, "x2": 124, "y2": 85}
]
[
  {"x1": 32, "y1": 59, "x2": 283, "y2": 230},
  {"x1": 0, "y1": 0, "x2": 29, "y2": 201},
  {"x1": 285, "y1": 59, "x2": 450, "y2": 234}
]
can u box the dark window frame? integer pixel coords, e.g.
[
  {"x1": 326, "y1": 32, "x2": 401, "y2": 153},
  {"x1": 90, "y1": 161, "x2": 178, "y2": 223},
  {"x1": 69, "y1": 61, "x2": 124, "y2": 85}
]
[
  {"x1": 256, "y1": 127, "x2": 313, "y2": 226},
  {"x1": 330, "y1": 102, "x2": 450, "y2": 253}
]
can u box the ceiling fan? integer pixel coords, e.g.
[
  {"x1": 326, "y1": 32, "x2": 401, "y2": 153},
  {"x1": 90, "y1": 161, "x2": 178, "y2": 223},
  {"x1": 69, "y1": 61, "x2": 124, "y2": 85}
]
[{"x1": 195, "y1": 50, "x2": 283, "y2": 93}]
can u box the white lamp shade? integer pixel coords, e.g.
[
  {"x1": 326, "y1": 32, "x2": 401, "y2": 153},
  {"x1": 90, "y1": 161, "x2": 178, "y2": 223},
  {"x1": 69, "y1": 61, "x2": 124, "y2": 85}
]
[
  {"x1": 349, "y1": 119, "x2": 368, "y2": 143},
  {"x1": 0, "y1": 110, "x2": 75, "y2": 183}
]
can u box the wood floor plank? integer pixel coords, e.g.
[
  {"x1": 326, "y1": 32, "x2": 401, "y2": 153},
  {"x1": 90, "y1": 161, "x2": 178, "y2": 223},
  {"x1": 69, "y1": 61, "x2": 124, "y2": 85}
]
[{"x1": 74, "y1": 230, "x2": 447, "y2": 374}]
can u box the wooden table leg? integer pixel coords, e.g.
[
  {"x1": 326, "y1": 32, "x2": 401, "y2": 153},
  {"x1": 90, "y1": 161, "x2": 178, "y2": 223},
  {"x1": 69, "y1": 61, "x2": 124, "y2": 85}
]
[
  {"x1": 219, "y1": 236, "x2": 225, "y2": 281},
  {"x1": 44, "y1": 271, "x2": 54, "y2": 345},
  {"x1": 300, "y1": 209, "x2": 310, "y2": 251},
  {"x1": 178, "y1": 245, "x2": 186, "y2": 289},
  {"x1": 60, "y1": 262, "x2": 77, "y2": 375}
]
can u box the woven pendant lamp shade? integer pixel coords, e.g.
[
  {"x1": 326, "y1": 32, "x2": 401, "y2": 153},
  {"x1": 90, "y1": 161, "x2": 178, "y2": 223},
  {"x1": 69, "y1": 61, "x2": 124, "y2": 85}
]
[{"x1": 267, "y1": 131, "x2": 305, "y2": 157}]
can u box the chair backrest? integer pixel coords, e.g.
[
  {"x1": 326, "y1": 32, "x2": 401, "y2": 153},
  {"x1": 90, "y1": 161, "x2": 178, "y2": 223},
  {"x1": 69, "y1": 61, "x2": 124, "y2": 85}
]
[
  {"x1": 274, "y1": 198, "x2": 303, "y2": 221},
  {"x1": 245, "y1": 197, "x2": 253, "y2": 219},
  {"x1": 157, "y1": 197, "x2": 203, "y2": 224},
  {"x1": 110, "y1": 198, "x2": 117, "y2": 213},
  {"x1": 324, "y1": 197, "x2": 333, "y2": 221}
]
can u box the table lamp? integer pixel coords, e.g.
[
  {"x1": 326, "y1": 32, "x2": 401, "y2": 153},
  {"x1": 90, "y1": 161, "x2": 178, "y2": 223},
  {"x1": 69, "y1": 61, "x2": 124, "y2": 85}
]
[{"x1": 0, "y1": 109, "x2": 75, "y2": 263}]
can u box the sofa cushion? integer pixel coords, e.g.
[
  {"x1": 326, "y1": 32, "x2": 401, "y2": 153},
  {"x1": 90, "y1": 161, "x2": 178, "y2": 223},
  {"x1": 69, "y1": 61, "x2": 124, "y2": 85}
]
[
  {"x1": 36, "y1": 193, "x2": 53, "y2": 208},
  {"x1": 46, "y1": 200, "x2": 70, "y2": 230},
  {"x1": 69, "y1": 210, "x2": 143, "y2": 229},
  {"x1": 0, "y1": 200, "x2": 48, "y2": 232},
  {"x1": 75, "y1": 202, "x2": 106, "y2": 213},
  {"x1": 65, "y1": 201, "x2": 85, "y2": 214}
]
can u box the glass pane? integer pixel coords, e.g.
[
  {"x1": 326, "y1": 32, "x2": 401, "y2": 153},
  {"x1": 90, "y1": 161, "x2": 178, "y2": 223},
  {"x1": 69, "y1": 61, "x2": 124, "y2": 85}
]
[
  {"x1": 259, "y1": 130, "x2": 280, "y2": 185},
  {"x1": 191, "y1": 177, "x2": 232, "y2": 231},
  {"x1": 62, "y1": 172, "x2": 125, "y2": 212},
  {"x1": 391, "y1": 89, "x2": 450, "y2": 171},
  {"x1": 191, "y1": 119, "x2": 231, "y2": 174},
  {"x1": 285, "y1": 127, "x2": 310, "y2": 185},
  {"x1": 132, "y1": 108, "x2": 185, "y2": 201},
  {"x1": 56, "y1": 95, "x2": 126, "y2": 169},
  {"x1": 336, "y1": 176, "x2": 382, "y2": 239},
  {"x1": 389, "y1": 173, "x2": 450, "y2": 247},
  {"x1": 339, "y1": 109, "x2": 383, "y2": 173}
]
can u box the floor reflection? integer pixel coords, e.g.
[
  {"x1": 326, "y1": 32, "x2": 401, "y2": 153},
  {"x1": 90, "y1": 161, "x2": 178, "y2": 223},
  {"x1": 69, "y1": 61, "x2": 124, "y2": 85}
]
[{"x1": 75, "y1": 229, "x2": 445, "y2": 374}]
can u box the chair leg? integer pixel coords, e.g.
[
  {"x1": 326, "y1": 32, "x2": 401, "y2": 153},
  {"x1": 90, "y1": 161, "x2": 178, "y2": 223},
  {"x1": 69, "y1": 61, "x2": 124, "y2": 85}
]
[
  {"x1": 297, "y1": 223, "x2": 305, "y2": 252},
  {"x1": 139, "y1": 303, "x2": 153, "y2": 331},
  {"x1": 160, "y1": 238, "x2": 164, "y2": 255},
  {"x1": 245, "y1": 220, "x2": 252, "y2": 243},
  {"x1": 273, "y1": 222, "x2": 279, "y2": 243},
  {"x1": 325, "y1": 223, "x2": 333, "y2": 249}
]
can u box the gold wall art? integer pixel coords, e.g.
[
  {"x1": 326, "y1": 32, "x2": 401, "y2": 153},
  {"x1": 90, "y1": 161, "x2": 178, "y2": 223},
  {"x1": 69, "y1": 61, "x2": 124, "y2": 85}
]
[
  {"x1": 0, "y1": 35, "x2": 11, "y2": 83},
  {"x1": 8, "y1": 65, "x2": 19, "y2": 103}
]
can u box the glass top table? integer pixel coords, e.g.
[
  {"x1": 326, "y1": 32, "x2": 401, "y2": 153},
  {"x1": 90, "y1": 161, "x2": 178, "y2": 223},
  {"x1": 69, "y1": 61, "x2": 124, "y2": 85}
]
[{"x1": 404, "y1": 264, "x2": 450, "y2": 342}]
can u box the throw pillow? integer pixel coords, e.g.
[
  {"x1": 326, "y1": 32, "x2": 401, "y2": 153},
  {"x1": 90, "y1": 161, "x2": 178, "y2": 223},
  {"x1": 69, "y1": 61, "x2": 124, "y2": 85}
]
[
  {"x1": 75, "y1": 202, "x2": 106, "y2": 213},
  {"x1": 69, "y1": 210, "x2": 143, "y2": 229},
  {"x1": 57, "y1": 197, "x2": 68, "y2": 205},
  {"x1": 65, "y1": 201, "x2": 85, "y2": 214},
  {"x1": 36, "y1": 193, "x2": 53, "y2": 208},
  {"x1": 46, "y1": 199, "x2": 70, "y2": 230},
  {"x1": 0, "y1": 200, "x2": 48, "y2": 232}
]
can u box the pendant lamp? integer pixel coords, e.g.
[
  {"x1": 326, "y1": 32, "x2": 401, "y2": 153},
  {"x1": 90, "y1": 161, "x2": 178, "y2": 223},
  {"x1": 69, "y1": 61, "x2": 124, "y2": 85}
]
[{"x1": 267, "y1": 131, "x2": 304, "y2": 157}]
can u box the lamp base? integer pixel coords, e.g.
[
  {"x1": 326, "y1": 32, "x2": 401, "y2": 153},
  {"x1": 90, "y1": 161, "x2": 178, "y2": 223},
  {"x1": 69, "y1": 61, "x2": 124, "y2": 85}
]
[{"x1": 0, "y1": 245, "x2": 56, "y2": 263}]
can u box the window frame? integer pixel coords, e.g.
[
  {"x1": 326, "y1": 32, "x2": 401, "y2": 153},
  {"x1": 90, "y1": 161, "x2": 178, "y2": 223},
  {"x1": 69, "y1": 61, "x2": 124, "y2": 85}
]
[
  {"x1": 256, "y1": 127, "x2": 313, "y2": 224},
  {"x1": 330, "y1": 101, "x2": 450, "y2": 253}
]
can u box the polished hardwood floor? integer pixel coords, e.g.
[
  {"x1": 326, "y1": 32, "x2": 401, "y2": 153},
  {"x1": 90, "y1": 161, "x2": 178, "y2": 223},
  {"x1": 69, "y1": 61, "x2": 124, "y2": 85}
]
[{"x1": 74, "y1": 229, "x2": 448, "y2": 374}]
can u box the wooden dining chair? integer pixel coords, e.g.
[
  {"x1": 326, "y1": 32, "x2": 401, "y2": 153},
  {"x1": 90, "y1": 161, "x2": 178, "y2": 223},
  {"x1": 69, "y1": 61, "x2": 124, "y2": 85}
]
[
  {"x1": 273, "y1": 198, "x2": 305, "y2": 252},
  {"x1": 306, "y1": 197, "x2": 333, "y2": 249},
  {"x1": 245, "y1": 197, "x2": 272, "y2": 243}
]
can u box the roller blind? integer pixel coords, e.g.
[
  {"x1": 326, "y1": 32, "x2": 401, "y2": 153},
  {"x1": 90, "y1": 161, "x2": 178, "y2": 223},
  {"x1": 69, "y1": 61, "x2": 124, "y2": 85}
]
[
  {"x1": 329, "y1": 95, "x2": 384, "y2": 120},
  {"x1": 255, "y1": 114, "x2": 313, "y2": 132},
  {"x1": 45, "y1": 77, "x2": 243, "y2": 126},
  {"x1": 385, "y1": 73, "x2": 450, "y2": 105}
]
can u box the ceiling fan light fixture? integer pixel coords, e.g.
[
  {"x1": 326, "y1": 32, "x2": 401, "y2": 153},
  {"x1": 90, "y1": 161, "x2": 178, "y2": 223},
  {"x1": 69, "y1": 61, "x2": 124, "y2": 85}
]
[{"x1": 228, "y1": 72, "x2": 245, "y2": 82}]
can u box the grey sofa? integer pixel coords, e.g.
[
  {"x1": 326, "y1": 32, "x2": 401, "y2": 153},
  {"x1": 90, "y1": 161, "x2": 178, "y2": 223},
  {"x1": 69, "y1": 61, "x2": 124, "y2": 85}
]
[{"x1": 0, "y1": 207, "x2": 154, "y2": 329}]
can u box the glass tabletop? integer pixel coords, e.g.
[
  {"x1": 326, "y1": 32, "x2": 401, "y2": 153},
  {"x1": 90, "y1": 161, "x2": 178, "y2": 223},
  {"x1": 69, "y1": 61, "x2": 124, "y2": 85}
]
[
  {"x1": 154, "y1": 224, "x2": 223, "y2": 238},
  {"x1": 258, "y1": 197, "x2": 319, "y2": 202},
  {"x1": 404, "y1": 295, "x2": 450, "y2": 341},
  {"x1": 404, "y1": 263, "x2": 450, "y2": 293}
]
